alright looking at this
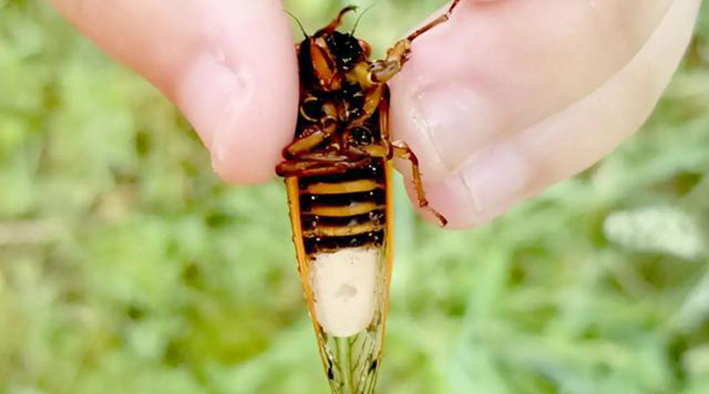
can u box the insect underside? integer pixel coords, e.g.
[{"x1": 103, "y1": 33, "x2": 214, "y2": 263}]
[{"x1": 277, "y1": 3, "x2": 461, "y2": 394}]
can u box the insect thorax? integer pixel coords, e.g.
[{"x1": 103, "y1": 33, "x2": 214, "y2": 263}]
[
  {"x1": 293, "y1": 25, "x2": 384, "y2": 156},
  {"x1": 297, "y1": 83, "x2": 383, "y2": 145}
]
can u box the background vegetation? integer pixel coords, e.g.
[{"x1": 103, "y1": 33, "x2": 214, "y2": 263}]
[{"x1": 1, "y1": 0, "x2": 708, "y2": 393}]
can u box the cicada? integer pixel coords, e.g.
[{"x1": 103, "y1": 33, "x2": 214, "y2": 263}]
[{"x1": 276, "y1": 2, "x2": 461, "y2": 393}]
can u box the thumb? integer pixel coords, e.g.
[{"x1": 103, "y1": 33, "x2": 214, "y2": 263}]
[
  {"x1": 390, "y1": 0, "x2": 701, "y2": 228},
  {"x1": 47, "y1": 0, "x2": 299, "y2": 183}
]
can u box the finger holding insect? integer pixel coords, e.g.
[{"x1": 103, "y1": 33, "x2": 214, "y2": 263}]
[
  {"x1": 46, "y1": 0, "x2": 299, "y2": 184},
  {"x1": 390, "y1": 0, "x2": 700, "y2": 228},
  {"x1": 284, "y1": 119, "x2": 338, "y2": 158}
]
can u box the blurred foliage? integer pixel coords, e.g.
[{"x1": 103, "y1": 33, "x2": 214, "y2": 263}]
[{"x1": 1, "y1": 1, "x2": 709, "y2": 394}]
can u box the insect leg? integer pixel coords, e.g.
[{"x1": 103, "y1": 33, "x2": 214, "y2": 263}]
[
  {"x1": 276, "y1": 158, "x2": 371, "y2": 178},
  {"x1": 320, "y1": 5, "x2": 358, "y2": 34},
  {"x1": 343, "y1": 143, "x2": 388, "y2": 160},
  {"x1": 370, "y1": 0, "x2": 463, "y2": 84},
  {"x1": 407, "y1": 0, "x2": 463, "y2": 42},
  {"x1": 307, "y1": 159, "x2": 372, "y2": 177},
  {"x1": 285, "y1": 100, "x2": 340, "y2": 159},
  {"x1": 390, "y1": 141, "x2": 448, "y2": 226},
  {"x1": 277, "y1": 158, "x2": 342, "y2": 177},
  {"x1": 283, "y1": 122, "x2": 337, "y2": 158},
  {"x1": 342, "y1": 85, "x2": 389, "y2": 160},
  {"x1": 378, "y1": 87, "x2": 392, "y2": 147},
  {"x1": 376, "y1": 86, "x2": 445, "y2": 224},
  {"x1": 348, "y1": 86, "x2": 384, "y2": 128}
]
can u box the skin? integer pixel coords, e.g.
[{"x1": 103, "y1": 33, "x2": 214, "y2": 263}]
[{"x1": 46, "y1": 0, "x2": 702, "y2": 228}]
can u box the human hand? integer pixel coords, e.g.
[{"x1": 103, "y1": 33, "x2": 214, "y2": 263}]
[
  {"x1": 47, "y1": 0, "x2": 702, "y2": 228},
  {"x1": 391, "y1": 0, "x2": 702, "y2": 227}
]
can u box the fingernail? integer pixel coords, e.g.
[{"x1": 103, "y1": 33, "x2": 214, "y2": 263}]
[
  {"x1": 460, "y1": 144, "x2": 531, "y2": 216},
  {"x1": 176, "y1": 50, "x2": 252, "y2": 151},
  {"x1": 412, "y1": 84, "x2": 503, "y2": 173}
]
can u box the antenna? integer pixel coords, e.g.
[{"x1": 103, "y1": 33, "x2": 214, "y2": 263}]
[
  {"x1": 351, "y1": 4, "x2": 376, "y2": 35},
  {"x1": 284, "y1": 10, "x2": 309, "y2": 38}
]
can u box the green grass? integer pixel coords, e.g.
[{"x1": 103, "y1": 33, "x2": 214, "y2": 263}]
[{"x1": 1, "y1": 1, "x2": 708, "y2": 393}]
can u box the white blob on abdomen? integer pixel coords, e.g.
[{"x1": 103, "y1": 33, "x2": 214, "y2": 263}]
[{"x1": 310, "y1": 248, "x2": 379, "y2": 338}]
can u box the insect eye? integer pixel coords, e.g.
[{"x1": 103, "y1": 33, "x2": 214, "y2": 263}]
[{"x1": 359, "y1": 40, "x2": 372, "y2": 58}]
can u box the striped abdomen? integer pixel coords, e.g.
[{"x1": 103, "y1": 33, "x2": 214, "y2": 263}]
[{"x1": 297, "y1": 159, "x2": 389, "y2": 256}]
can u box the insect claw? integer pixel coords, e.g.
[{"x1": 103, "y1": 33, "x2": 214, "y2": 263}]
[
  {"x1": 407, "y1": 0, "x2": 464, "y2": 42},
  {"x1": 341, "y1": 5, "x2": 359, "y2": 14},
  {"x1": 435, "y1": 212, "x2": 449, "y2": 227},
  {"x1": 321, "y1": 5, "x2": 359, "y2": 33}
]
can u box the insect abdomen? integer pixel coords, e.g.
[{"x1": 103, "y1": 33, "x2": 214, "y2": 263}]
[
  {"x1": 286, "y1": 158, "x2": 393, "y2": 394},
  {"x1": 297, "y1": 159, "x2": 389, "y2": 256}
]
